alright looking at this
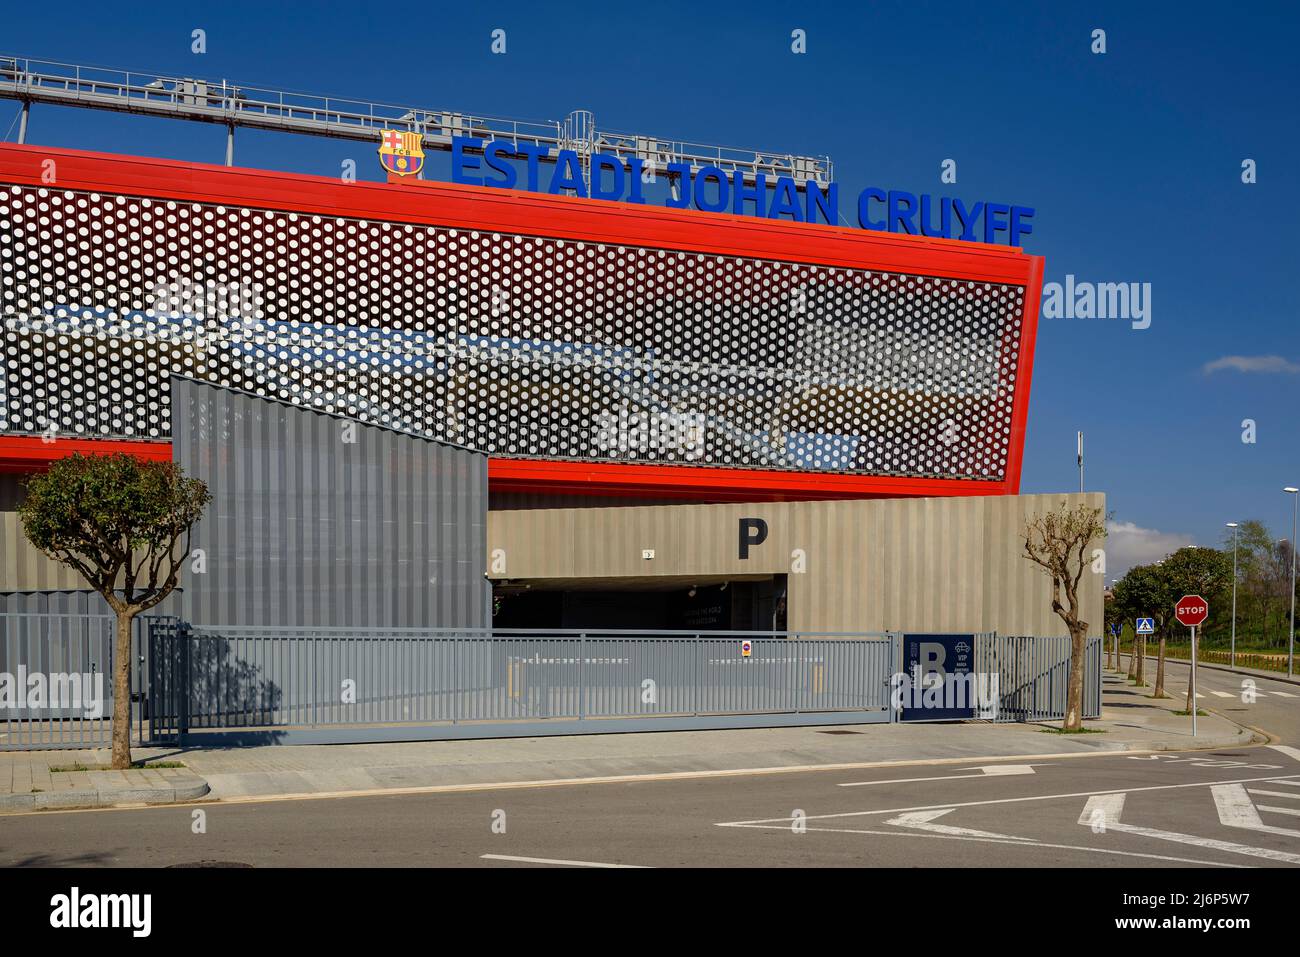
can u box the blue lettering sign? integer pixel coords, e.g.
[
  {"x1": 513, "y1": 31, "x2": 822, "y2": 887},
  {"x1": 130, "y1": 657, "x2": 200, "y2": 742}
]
[{"x1": 443, "y1": 136, "x2": 1035, "y2": 246}]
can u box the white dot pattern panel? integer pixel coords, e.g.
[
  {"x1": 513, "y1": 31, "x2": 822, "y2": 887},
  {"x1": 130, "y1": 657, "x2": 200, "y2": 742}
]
[{"x1": 0, "y1": 185, "x2": 1027, "y2": 480}]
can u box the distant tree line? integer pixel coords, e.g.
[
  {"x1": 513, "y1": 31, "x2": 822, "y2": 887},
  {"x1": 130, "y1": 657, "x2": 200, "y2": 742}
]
[{"x1": 1105, "y1": 520, "x2": 1299, "y2": 652}]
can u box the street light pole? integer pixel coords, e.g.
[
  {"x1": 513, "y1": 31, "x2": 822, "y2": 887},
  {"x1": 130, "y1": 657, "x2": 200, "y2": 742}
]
[
  {"x1": 1286, "y1": 488, "x2": 1299, "y2": 678},
  {"x1": 1226, "y1": 522, "x2": 1239, "y2": 668}
]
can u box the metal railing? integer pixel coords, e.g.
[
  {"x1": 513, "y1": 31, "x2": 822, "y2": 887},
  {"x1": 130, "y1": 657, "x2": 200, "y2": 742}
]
[
  {"x1": 0, "y1": 612, "x2": 1107, "y2": 750},
  {"x1": 975, "y1": 634, "x2": 1103, "y2": 722},
  {"x1": 0, "y1": 612, "x2": 152, "y2": 750},
  {"x1": 146, "y1": 626, "x2": 898, "y2": 743},
  {"x1": 0, "y1": 54, "x2": 833, "y2": 187}
]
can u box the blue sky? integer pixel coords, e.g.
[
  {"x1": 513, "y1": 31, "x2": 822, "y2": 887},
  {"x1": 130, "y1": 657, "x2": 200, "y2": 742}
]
[{"x1": 4, "y1": 0, "x2": 1297, "y2": 576}]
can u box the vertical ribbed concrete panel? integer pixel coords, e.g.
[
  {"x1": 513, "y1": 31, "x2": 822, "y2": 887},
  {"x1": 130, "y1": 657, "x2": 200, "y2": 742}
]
[
  {"x1": 172, "y1": 378, "x2": 488, "y2": 629},
  {"x1": 488, "y1": 492, "x2": 1106, "y2": 637},
  {"x1": 0, "y1": 512, "x2": 85, "y2": 591}
]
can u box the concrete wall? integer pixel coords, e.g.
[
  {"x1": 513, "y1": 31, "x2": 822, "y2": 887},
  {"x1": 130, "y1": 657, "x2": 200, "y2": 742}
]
[
  {"x1": 1, "y1": 512, "x2": 86, "y2": 592},
  {"x1": 487, "y1": 492, "x2": 1106, "y2": 637}
]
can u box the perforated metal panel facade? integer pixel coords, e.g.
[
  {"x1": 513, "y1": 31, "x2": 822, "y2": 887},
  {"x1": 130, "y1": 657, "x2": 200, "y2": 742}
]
[{"x1": 0, "y1": 146, "x2": 1043, "y2": 498}]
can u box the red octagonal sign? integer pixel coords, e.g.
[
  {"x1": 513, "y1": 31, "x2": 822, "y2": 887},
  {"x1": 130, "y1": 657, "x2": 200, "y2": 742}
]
[{"x1": 1174, "y1": 595, "x2": 1209, "y2": 627}]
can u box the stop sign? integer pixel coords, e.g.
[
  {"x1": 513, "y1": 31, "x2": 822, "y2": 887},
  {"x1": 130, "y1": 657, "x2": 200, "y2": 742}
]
[{"x1": 1174, "y1": 595, "x2": 1209, "y2": 627}]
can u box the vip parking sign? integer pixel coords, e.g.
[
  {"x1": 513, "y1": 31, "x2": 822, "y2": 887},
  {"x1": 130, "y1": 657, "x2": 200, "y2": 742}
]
[{"x1": 900, "y1": 634, "x2": 978, "y2": 722}]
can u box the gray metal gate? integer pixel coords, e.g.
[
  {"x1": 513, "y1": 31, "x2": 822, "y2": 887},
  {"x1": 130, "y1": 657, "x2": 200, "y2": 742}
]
[
  {"x1": 974, "y1": 634, "x2": 1103, "y2": 722},
  {"x1": 0, "y1": 612, "x2": 154, "y2": 751},
  {"x1": 144, "y1": 625, "x2": 900, "y2": 745},
  {"x1": 0, "y1": 612, "x2": 1109, "y2": 750}
]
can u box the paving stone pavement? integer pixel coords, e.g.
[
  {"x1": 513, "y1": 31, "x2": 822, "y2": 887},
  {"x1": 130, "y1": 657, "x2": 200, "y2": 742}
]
[{"x1": 0, "y1": 672, "x2": 1261, "y2": 810}]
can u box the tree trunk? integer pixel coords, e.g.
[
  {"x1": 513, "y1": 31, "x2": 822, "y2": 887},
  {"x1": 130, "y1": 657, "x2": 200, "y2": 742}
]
[
  {"x1": 1127, "y1": 639, "x2": 1137, "y2": 679},
  {"x1": 111, "y1": 610, "x2": 134, "y2": 770},
  {"x1": 1154, "y1": 637, "x2": 1166, "y2": 697},
  {"x1": 1062, "y1": 625, "x2": 1087, "y2": 731},
  {"x1": 1135, "y1": 635, "x2": 1146, "y2": 685}
]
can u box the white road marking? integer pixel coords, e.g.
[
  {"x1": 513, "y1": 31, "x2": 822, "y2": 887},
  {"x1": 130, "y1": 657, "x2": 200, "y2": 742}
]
[
  {"x1": 1269, "y1": 691, "x2": 1296, "y2": 698},
  {"x1": 481, "y1": 854, "x2": 647, "y2": 868},
  {"x1": 1266, "y1": 778, "x2": 1300, "y2": 787},
  {"x1": 717, "y1": 773, "x2": 1300, "y2": 827},
  {"x1": 1212, "y1": 783, "x2": 1300, "y2": 839},
  {"x1": 1086, "y1": 791, "x2": 1300, "y2": 864},
  {"x1": 1210, "y1": 691, "x2": 1234, "y2": 698},
  {"x1": 1268, "y1": 745, "x2": 1300, "y2": 763},
  {"x1": 1079, "y1": 793, "x2": 1126, "y2": 828},
  {"x1": 1246, "y1": 788, "x2": 1300, "y2": 800},
  {"x1": 1211, "y1": 785, "x2": 1263, "y2": 828},
  {"x1": 1257, "y1": 805, "x2": 1300, "y2": 817},
  {"x1": 884, "y1": 808, "x2": 1034, "y2": 841},
  {"x1": 723, "y1": 822, "x2": 1244, "y2": 867},
  {"x1": 839, "y1": 764, "x2": 1037, "y2": 788}
]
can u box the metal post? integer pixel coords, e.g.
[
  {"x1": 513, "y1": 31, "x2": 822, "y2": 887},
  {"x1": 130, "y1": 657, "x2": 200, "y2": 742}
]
[
  {"x1": 225, "y1": 124, "x2": 234, "y2": 166},
  {"x1": 1291, "y1": 492, "x2": 1298, "y2": 678},
  {"x1": 693, "y1": 634, "x2": 700, "y2": 716},
  {"x1": 1190, "y1": 624, "x2": 1198, "y2": 738},
  {"x1": 1077, "y1": 431, "x2": 1084, "y2": 493},
  {"x1": 17, "y1": 101, "x2": 28, "y2": 144},
  {"x1": 1229, "y1": 523, "x2": 1239, "y2": 668}
]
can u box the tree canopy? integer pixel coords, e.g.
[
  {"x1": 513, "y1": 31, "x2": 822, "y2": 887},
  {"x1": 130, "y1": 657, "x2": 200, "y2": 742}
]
[{"x1": 19, "y1": 452, "x2": 211, "y2": 614}]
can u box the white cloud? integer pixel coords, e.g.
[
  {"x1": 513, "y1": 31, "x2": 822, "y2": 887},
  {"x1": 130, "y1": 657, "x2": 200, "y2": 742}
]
[
  {"x1": 1106, "y1": 520, "x2": 1195, "y2": 579},
  {"x1": 1203, "y1": 355, "x2": 1300, "y2": 374}
]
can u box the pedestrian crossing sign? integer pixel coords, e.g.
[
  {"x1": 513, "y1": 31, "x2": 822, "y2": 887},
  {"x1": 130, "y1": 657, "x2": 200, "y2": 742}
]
[{"x1": 1136, "y1": 617, "x2": 1155, "y2": 635}]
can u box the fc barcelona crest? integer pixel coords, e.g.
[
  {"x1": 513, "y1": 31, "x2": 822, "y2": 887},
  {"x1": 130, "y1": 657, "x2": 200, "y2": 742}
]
[{"x1": 378, "y1": 129, "x2": 425, "y2": 177}]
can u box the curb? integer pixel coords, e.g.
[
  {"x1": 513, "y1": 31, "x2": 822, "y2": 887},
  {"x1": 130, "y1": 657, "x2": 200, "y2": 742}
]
[
  {"x1": 0, "y1": 779, "x2": 210, "y2": 813},
  {"x1": 189, "y1": 735, "x2": 1277, "y2": 807}
]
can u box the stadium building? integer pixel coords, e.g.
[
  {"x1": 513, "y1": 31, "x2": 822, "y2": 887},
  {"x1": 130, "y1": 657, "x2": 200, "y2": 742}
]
[{"x1": 0, "y1": 133, "x2": 1099, "y2": 637}]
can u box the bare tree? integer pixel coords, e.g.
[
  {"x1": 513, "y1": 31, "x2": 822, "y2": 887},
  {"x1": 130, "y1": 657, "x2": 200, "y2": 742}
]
[
  {"x1": 1023, "y1": 501, "x2": 1107, "y2": 731},
  {"x1": 19, "y1": 453, "x2": 210, "y2": 769}
]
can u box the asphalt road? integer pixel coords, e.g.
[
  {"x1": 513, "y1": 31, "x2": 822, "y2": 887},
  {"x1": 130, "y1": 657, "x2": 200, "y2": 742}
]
[
  {"x1": 2, "y1": 745, "x2": 1299, "y2": 868},
  {"x1": 1132, "y1": 656, "x2": 1300, "y2": 742},
  {"x1": 2, "y1": 661, "x2": 1296, "y2": 869}
]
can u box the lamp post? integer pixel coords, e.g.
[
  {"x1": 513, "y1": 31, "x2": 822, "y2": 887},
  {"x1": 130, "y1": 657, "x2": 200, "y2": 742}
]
[
  {"x1": 1226, "y1": 522, "x2": 1239, "y2": 668},
  {"x1": 1286, "y1": 488, "x2": 1298, "y2": 678}
]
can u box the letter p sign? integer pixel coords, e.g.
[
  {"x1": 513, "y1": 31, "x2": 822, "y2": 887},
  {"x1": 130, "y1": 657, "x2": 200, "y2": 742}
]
[{"x1": 739, "y1": 518, "x2": 769, "y2": 559}]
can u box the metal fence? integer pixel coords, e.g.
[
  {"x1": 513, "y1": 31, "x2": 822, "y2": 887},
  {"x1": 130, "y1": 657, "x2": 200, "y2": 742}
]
[
  {"x1": 0, "y1": 612, "x2": 152, "y2": 751},
  {"x1": 975, "y1": 634, "x2": 1103, "y2": 722},
  {"x1": 145, "y1": 625, "x2": 900, "y2": 744},
  {"x1": 1, "y1": 611, "x2": 1107, "y2": 750}
]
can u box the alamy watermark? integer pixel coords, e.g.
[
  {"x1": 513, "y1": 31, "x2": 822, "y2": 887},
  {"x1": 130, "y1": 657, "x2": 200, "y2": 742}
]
[
  {"x1": 151, "y1": 278, "x2": 263, "y2": 320},
  {"x1": 1042, "y1": 275, "x2": 1151, "y2": 330},
  {"x1": 594, "y1": 404, "x2": 706, "y2": 460},
  {"x1": 0, "y1": 667, "x2": 104, "y2": 718},
  {"x1": 890, "y1": 667, "x2": 999, "y2": 716}
]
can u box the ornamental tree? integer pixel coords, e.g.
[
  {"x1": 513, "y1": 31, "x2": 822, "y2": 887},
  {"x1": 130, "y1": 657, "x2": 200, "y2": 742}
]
[
  {"x1": 19, "y1": 453, "x2": 210, "y2": 769},
  {"x1": 1022, "y1": 501, "x2": 1107, "y2": 731}
]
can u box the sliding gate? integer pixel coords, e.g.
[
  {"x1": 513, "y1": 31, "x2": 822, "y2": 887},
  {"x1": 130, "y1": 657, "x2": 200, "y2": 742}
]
[
  {"x1": 974, "y1": 634, "x2": 1103, "y2": 722},
  {"x1": 145, "y1": 626, "x2": 899, "y2": 746}
]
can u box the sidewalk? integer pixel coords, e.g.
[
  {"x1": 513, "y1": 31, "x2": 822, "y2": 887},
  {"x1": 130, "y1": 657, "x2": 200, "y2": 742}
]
[
  {"x1": 0, "y1": 671, "x2": 1262, "y2": 811},
  {"x1": 0, "y1": 757, "x2": 209, "y2": 811}
]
